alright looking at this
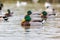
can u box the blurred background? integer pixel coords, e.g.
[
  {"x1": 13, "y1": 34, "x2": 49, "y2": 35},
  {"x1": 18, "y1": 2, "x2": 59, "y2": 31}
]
[
  {"x1": 0, "y1": 0, "x2": 60, "y2": 13},
  {"x1": 0, "y1": 0, "x2": 60, "y2": 3}
]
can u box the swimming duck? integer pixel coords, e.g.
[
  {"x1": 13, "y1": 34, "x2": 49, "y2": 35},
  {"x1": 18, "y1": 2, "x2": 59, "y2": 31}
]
[
  {"x1": 21, "y1": 10, "x2": 32, "y2": 30},
  {"x1": 5, "y1": 9, "x2": 13, "y2": 17}
]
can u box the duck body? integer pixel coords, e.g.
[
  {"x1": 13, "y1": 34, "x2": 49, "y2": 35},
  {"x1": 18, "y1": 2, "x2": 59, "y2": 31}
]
[
  {"x1": 21, "y1": 15, "x2": 31, "y2": 27},
  {"x1": 5, "y1": 13, "x2": 12, "y2": 17},
  {"x1": 21, "y1": 11, "x2": 32, "y2": 30}
]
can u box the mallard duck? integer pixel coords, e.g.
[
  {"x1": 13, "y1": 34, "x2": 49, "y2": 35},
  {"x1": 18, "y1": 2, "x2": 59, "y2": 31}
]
[
  {"x1": 21, "y1": 10, "x2": 32, "y2": 30},
  {"x1": 5, "y1": 9, "x2": 13, "y2": 17}
]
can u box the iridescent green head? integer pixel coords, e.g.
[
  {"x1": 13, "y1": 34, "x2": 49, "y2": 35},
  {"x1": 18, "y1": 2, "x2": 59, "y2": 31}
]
[{"x1": 27, "y1": 10, "x2": 32, "y2": 15}]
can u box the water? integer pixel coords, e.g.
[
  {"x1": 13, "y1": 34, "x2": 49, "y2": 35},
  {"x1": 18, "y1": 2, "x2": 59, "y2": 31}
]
[{"x1": 0, "y1": 3, "x2": 60, "y2": 40}]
